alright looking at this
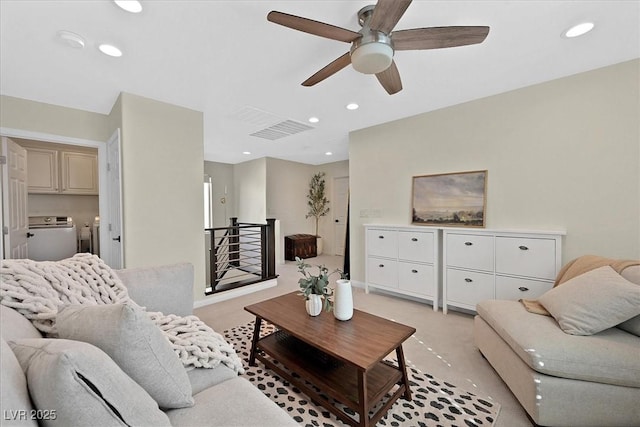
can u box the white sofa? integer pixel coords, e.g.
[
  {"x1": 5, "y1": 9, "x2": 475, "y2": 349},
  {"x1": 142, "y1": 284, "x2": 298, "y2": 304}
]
[
  {"x1": 0, "y1": 262, "x2": 297, "y2": 427},
  {"x1": 474, "y1": 264, "x2": 640, "y2": 426}
]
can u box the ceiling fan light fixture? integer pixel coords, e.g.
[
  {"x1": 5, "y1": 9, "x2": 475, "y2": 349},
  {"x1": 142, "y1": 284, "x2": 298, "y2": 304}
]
[{"x1": 351, "y1": 41, "x2": 393, "y2": 75}]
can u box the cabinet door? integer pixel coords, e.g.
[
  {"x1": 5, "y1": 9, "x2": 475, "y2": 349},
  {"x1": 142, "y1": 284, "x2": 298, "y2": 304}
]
[
  {"x1": 495, "y1": 237, "x2": 557, "y2": 280},
  {"x1": 367, "y1": 258, "x2": 398, "y2": 287},
  {"x1": 61, "y1": 152, "x2": 98, "y2": 195},
  {"x1": 26, "y1": 148, "x2": 58, "y2": 193},
  {"x1": 495, "y1": 276, "x2": 552, "y2": 300},
  {"x1": 446, "y1": 233, "x2": 494, "y2": 272},
  {"x1": 398, "y1": 231, "x2": 434, "y2": 263},
  {"x1": 446, "y1": 268, "x2": 494, "y2": 306},
  {"x1": 398, "y1": 262, "x2": 435, "y2": 296},
  {"x1": 366, "y1": 229, "x2": 397, "y2": 259}
]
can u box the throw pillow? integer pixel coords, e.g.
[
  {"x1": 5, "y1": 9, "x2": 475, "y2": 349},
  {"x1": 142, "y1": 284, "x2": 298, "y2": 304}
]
[
  {"x1": 538, "y1": 266, "x2": 640, "y2": 335},
  {"x1": 8, "y1": 338, "x2": 171, "y2": 427},
  {"x1": 56, "y1": 304, "x2": 194, "y2": 409},
  {"x1": 1, "y1": 338, "x2": 37, "y2": 427}
]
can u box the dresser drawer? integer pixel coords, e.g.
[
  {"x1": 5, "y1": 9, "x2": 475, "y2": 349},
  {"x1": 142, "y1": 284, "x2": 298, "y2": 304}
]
[
  {"x1": 446, "y1": 233, "x2": 494, "y2": 272},
  {"x1": 367, "y1": 229, "x2": 398, "y2": 259},
  {"x1": 446, "y1": 268, "x2": 494, "y2": 306},
  {"x1": 398, "y1": 262, "x2": 435, "y2": 296},
  {"x1": 495, "y1": 276, "x2": 552, "y2": 300},
  {"x1": 367, "y1": 258, "x2": 398, "y2": 287},
  {"x1": 398, "y1": 231, "x2": 435, "y2": 263},
  {"x1": 495, "y1": 237, "x2": 557, "y2": 280}
]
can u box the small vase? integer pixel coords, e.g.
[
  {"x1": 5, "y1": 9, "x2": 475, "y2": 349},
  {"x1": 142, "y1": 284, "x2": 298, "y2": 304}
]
[
  {"x1": 305, "y1": 294, "x2": 323, "y2": 316},
  {"x1": 333, "y1": 279, "x2": 353, "y2": 321}
]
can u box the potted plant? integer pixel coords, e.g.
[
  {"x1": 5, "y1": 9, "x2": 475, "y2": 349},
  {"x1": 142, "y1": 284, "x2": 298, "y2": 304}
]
[
  {"x1": 296, "y1": 257, "x2": 346, "y2": 316},
  {"x1": 305, "y1": 172, "x2": 330, "y2": 255}
]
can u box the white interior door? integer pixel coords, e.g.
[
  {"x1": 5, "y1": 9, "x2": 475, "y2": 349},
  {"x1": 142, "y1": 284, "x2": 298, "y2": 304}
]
[
  {"x1": 106, "y1": 130, "x2": 123, "y2": 269},
  {"x1": 1, "y1": 137, "x2": 28, "y2": 259},
  {"x1": 333, "y1": 176, "x2": 349, "y2": 256}
]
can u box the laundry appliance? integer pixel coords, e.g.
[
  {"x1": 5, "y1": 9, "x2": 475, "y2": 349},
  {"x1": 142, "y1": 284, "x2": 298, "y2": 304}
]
[{"x1": 28, "y1": 216, "x2": 77, "y2": 261}]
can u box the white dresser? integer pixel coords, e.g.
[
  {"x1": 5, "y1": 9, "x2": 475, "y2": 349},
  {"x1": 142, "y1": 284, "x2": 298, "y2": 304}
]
[
  {"x1": 442, "y1": 228, "x2": 564, "y2": 313},
  {"x1": 365, "y1": 225, "x2": 440, "y2": 311}
]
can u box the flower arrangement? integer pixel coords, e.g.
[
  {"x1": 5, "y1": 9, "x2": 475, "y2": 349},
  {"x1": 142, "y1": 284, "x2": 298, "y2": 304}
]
[{"x1": 295, "y1": 257, "x2": 347, "y2": 312}]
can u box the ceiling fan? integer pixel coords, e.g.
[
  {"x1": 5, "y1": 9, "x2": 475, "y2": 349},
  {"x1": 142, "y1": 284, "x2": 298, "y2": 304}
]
[{"x1": 267, "y1": 0, "x2": 490, "y2": 95}]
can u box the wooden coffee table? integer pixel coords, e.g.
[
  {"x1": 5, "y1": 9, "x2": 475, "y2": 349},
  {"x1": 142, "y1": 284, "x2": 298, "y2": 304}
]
[{"x1": 245, "y1": 292, "x2": 416, "y2": 427}]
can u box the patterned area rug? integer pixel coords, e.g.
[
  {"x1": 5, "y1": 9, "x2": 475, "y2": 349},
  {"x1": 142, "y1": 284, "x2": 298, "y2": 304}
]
[{"x1": 223, "y1": 321, "x2": 500, "y2": 427}]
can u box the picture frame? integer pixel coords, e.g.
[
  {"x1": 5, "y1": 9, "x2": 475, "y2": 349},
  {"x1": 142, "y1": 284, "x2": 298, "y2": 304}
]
[{"x1": 412, "y1": 170, "x2": 487, "y2": 227}]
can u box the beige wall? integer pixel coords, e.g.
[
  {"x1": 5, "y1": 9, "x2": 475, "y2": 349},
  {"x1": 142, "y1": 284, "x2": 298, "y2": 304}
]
[
  {"x1": 0, "y1": 95, "x2": 111, "y2": 142},
  {"x1": 233, "y1": 158, "x2": 267, "y2": 224},
  {"x1": 349, "y1": 59, "x2": 640, "y2": 283},
  {"x1": 118, "y1": 93, "x2": 206, "y2": 295},
  {"x1": 204, "y1": 161, "x2": 234, "y2": 228}
]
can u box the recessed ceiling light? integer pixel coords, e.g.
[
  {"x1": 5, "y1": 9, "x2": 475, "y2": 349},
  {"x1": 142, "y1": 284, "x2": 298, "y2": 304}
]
[
  {"x1": 57, "y1": 31, "x2": 85, "y2": 49},
  {"x1": 98, "y1": 43, "x2": 123, "y2": 57},
  {"x1": 242, "y1": 151, "x2": 251, "y2": 155},
  {"x1": 308, "y1": 117, "x2": 319, "y2": 123},
  {"x1": 564, "y1": 22, "x2": 594, "y2": 38},
  {"x1": 346, "y1": 103, "x2": 359, "y2": 110},
  {"x1": 325, "y1": 152, "x2": 333, "y2": 156},
  {"x1": 114, "y1": 0, "x2": 142, "y2": 13}
]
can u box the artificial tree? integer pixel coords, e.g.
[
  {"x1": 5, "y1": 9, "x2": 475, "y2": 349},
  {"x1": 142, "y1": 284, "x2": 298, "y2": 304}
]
[{"x1": 306, "y1": 172, "x2": 330, "y2": 248}]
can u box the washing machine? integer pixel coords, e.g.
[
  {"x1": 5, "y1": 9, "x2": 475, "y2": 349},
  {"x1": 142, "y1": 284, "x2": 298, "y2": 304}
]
[{"x1": 28, "y1": 216, "x2": 77, "y2": 261}]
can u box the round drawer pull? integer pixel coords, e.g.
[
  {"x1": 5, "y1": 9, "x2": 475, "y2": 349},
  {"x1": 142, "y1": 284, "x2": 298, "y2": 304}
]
[
  {"x1": 411, "y1": 269, "x2": 418, "y2": 273},
  {"x1": 518, "y1": 286, "x2": 529, "y2": 292},
  {"x1": 378, "y1": 235, "x2": 384, "y2": 239},
  {"x1": 518, "y1": 245, "x2": 529, "y2": 251},
  {"x1": 464, "y1": 278, "x2": 473, "y2": 283},
  {"x1": 411, "y1": 237, "x2": 418, "y2": 241},
  {"x1": 379, "y1": 264, "x2": 385, "y2": 268},
  {"x1": 464, "y1": 241, "x2": 473, "y2": 246}
]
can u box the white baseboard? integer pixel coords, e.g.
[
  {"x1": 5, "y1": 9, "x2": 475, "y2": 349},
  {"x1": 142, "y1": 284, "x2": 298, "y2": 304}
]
[{"x1": 193, "y1": 279, "x2": 278, "y2": 309}]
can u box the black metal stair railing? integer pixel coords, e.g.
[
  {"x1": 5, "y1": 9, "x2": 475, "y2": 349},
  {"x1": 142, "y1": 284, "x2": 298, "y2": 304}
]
[{"x1": 206, "y1": 217, "x2": 276, "y2": 294}]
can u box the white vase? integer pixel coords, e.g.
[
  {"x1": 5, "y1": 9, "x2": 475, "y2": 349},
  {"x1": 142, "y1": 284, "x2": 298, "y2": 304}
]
[
  {"x1": 316, "y1": 236, "x2": 323, "y2": 255},
  {"x1": 333, "y1": 279, "x2": 353, "y2": 321},
  {"x1": 305, "y1": 294, "x2": 323, "y2": 316}
]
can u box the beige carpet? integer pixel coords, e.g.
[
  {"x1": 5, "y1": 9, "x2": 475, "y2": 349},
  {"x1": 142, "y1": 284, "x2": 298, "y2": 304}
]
[{"x1": 195, "y1": 254, "x2": 534, "y2": 427}]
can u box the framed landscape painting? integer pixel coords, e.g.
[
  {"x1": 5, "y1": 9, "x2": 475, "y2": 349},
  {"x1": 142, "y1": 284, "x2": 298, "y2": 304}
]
[{"x1": 412, "y1": 170, "x2": 487, "y2": 227}]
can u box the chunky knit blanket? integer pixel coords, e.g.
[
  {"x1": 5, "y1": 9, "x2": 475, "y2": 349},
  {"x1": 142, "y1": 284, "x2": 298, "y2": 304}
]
[{"x1": 0, "y1": 254, "x2": 244, "y2": 374}]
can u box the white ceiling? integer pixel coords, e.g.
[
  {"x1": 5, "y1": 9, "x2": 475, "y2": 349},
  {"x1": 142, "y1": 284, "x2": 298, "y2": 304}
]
[{"x1": 1, "y1": 1, "x2": 638, "y2": 165}]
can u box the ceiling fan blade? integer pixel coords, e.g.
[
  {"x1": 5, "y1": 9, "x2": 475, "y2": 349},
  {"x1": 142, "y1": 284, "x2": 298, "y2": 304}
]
[
  {"x1": 376, "y1": 61, "x2": 402, "y2": 95},
  {"x1": 393, "y1": 26, "x2": 490, "y2": 50},
  {"x1": 302, "y1": 52, "x2": 352, "y2": 87},
  {"x1": 268, "y1": 11, "x2": 361, "y2": 43},
  {"x1": 369, "y1": 0, "x2": 412, "y2": 34}
]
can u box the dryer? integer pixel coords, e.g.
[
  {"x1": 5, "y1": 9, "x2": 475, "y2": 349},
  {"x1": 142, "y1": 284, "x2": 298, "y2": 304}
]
[{"x1": 28, "y1": 216, "x2": 77, "y2": 261}]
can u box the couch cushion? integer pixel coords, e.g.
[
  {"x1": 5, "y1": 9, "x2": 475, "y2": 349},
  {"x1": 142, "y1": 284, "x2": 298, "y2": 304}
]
[
  {"x1": 538, "y1": 266, "x2": 640, "y2": 335},
  {"x1": 0, "y1": 305, "x2": 42, "y2": 341},
  {"x1": 476, "y1": 299, "x2": 640, "y2": 387},
  {"x1": 0, "y1": 338, "x2": 37, "y2": 427},
  {"x1": 56, "y1": 304, "x2": 193, "y2": 409},
  {"x1": 187, "y1": 365, "x2": 237, "y2": 395},
  {"x1": 165, "y1": 377, "x2": 298, "y2": 427},
  {"x1": 9, "y1": 338, "x2": 171, "y2": 427}
]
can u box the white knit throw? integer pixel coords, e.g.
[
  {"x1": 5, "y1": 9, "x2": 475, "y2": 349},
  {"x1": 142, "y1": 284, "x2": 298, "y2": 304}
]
[{"x1": 0, "y1": 254, "x2": 244, "y2": 374}]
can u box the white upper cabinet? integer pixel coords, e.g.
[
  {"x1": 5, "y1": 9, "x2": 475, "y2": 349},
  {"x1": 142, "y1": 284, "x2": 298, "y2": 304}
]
[
  {"x1": 26, "y1": 148, "x2": 59, "y2": 193},
  {"x1": 61, "y1": 151, "x2": 98, "y2": 195},
  {"x1": 26, "y1": 146, "x2": 98, "y2": 195}
]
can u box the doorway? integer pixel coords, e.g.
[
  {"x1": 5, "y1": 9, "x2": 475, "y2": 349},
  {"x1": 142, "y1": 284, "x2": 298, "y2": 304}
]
[
  {"x1": 333, "y1": 176, "x2": 349, "y2": 256},
  {"x1": 0, "y1": 128, "x2": 122, "y2": 268}
]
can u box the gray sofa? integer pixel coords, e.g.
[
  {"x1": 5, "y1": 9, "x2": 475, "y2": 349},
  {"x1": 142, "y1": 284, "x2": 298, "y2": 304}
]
[
  {"x1": 0, "y1": 262, "x2": 297, "y2": 427},
  {"x1": 474, "y1": 264, "x2": 640, "y2": 427}
]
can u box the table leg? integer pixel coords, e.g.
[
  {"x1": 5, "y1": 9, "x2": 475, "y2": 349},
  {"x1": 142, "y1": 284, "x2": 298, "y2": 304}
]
[
  {"x1": 249, "y1": 317, "x2": 262, "y2": 367},
  {"x1": 395, "y1": 345, "x2": 412, "y2": 401},
  {"x1": 357, "y1": 370, "x2": 369, "y2": 427}
]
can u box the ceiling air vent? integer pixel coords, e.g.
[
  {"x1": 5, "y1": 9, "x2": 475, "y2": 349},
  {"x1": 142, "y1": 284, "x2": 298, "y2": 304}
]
[
  {"x1": 250, "y1": 120, "x2": 314, "y2": 141},
  {"x1": 228, "y1": 106, "x2": 314, "y2": 141}
]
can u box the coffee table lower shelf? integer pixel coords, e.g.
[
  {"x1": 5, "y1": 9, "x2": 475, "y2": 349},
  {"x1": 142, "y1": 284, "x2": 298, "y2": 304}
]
[{"x1": 253, "y1": 330, "x2": 408, "y2": 427}]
